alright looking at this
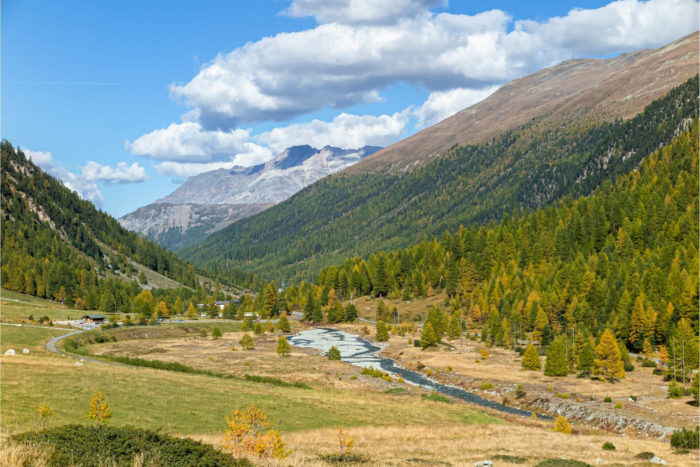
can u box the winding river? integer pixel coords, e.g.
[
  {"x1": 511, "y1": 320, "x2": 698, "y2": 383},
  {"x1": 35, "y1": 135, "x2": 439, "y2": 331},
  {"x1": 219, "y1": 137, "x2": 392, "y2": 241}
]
[{"x1": 288, "y1": 327, "x2": 549, "y2": 419}]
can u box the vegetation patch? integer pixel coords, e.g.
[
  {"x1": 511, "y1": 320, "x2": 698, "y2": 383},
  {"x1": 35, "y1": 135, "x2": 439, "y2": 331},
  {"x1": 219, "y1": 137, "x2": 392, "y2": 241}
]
[
  {"x1": 244, "y1": 374, "x2": 310, "y2": 389},
  {"x1": 534, "y1": 459, "x2": 592, "y2": 467},
  {"x1": 670, "y1": 427, "x2": 699, "y2": 449},
  {"x1": 319, "y1": 453, "x2": 371, "y2": 464},
  {"x1": 385, "y1": 387, "x2": 407, "y2": 395},
  {"x1": 12, "y1": 424, "x2": 250, "y2": 466},
  {"x1": 634, "y1": 451, "x2": 655, "y2": 460},
  {"x1": 422, "y1": 393, "x2": 451, "y2": 403},
  {"x1": 492, "y1": 454, "x2": 527, "y2": 463}
]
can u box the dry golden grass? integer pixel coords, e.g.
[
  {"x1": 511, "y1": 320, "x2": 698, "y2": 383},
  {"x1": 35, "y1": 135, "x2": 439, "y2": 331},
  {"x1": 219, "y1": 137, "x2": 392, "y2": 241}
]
[
  {"x1": 197, "y1": 422, "x2": 700, "y2": 466},
  {"x1": 1, "y1": 435, "x2": 51, "y2": 467}
]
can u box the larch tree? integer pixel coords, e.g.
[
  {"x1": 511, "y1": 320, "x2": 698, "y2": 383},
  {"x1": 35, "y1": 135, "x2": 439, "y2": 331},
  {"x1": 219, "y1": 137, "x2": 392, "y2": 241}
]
[
  {"x1": 593, "y1": 329, "x2": 625, "y2": 381},
  {"x1": 545, "y1": 336, "x2": 569, "y2": 376},
  {"x1": 420, "y1": 322, "x2": 439, "y2": 348},
  {"x1": 87, "y1": 391, "x2": 112, "y2": 423},
  {"x1": 277, "y1": 313, "x2": 291, "y2": 332},
  {"x1": 521, "y1": 344, "x2": 541, "y2": 371},
  {"x1": 375, "y1": 321, "x2": 389, "y2": 342},
  {"x1": 276, "y1": 335, "x2": 291, "y2": 357}
]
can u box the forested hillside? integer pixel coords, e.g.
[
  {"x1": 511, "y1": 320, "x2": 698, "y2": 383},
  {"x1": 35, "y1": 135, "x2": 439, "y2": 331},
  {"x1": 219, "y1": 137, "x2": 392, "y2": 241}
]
[
  {"x1": 257, "y1": 122, "x2": 698, "y2": 377},
  {"x1": 182, "y1": 76, "x2": 698, "y2": 284},
  {"x1": 0, "y1": 142, "x2": 263, "y2": 311}
]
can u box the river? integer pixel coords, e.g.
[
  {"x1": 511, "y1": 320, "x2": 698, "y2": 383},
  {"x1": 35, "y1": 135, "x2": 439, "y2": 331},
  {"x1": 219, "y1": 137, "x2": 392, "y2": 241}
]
[{"x1": 288, "y1": 327, "x2": 549, "y2": 418}]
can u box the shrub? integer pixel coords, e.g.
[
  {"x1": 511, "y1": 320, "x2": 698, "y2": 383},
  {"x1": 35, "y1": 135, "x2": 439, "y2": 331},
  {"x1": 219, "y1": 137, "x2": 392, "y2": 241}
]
[
  {"x1": 243, "y1": 375, "x2": 309, "y2": 389},
  {"x1": 479, "y1": 347, "x2": 490, "y2": 360},
  {"x1": 276, "y1": 336, "x2": 291, "y2": 357},
  {"x1": 668, "y1": 380, "x2": 684, "y2": 398},
  {"x1": 223, "y1": 405, "x2": 289, "y2": 460},
  {"x1": 603, "y1": 396, "x2": 612, "y2": 403},
  {"x1": 614, "y1": 402, "x2": 622, "y2": 409},
  {"x1": 635, "y1": 451, "x2": 655, "y2": 460},
  {"x1": 515, "y1": 388, "x2": 527, "y2": 399},
  {"x1": 413, "y1": 339, "x2": 421, "y2": 347},
  {"x1": 480, "y1": 380, "x2": 494, "y2": 390},
  {"x1": 601, "y1": 442, "x2": 615, "y2": 450},
  {"x1": 641, "y1": 360, "x2": 656, "y2": 368},
  {"x1": 556, "y1": 393, "x2": 569, "y2": 399},
  {"x1": 239, "y1": 334, "x2": 254, "y2": 350},
  {"x1": 211, "y1": 327, "x2": 222, "y2": 339},
  {"x1": 623, "y1": 361, "x2": 635, "y2": 372},
  {"x1": 522, "y1": 344, "x2": 541, "y2": 371},
  {"x1": 670, "y1": 427, "x2": 699, "y2": 449},
  {"x1": 327, "y1": 346, "x2": 341, "y2": 361},
  {"x1": 535, "y1": 460, "x2": 591, "y2": 467},
  {"x1": 493, "y1": 454, "x2": 527, "y2": 464},
  {"x1": 552, "y1": 415, "x2": 572, "y2": 434},
  {"x1": 422, "y1": 393, "x2": 451, "y2": 403},
  {"x1": 385, "y1": 387, "x2": 407, "y2": 395},
  {"x1": 629, "y1": 394, "x2": 637, "y2": 401},
  {"x1": 12, "y1": 424, "x2": 248, "y2": 466}
]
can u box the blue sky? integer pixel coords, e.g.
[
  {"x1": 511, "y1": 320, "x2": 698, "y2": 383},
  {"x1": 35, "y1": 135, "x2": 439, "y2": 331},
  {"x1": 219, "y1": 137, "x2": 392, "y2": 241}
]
[{"x1": 3, "y1": 0, "x2": 698, "y2": 217}]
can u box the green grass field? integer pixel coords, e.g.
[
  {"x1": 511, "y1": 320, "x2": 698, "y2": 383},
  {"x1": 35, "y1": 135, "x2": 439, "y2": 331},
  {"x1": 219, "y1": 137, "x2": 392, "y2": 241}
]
[{"x1": 1, "y1": 299, "x2": 501, "y2": 437}]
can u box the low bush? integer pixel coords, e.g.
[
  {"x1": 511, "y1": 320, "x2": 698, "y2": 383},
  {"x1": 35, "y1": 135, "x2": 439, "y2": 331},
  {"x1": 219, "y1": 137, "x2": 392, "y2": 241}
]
[
  {"x1": 422, "y1": 393, "x2": 451, "y2": 403},
  {"x1": 12, "y1": 424, "x2": 249, "y2": 466},
  {"x1": 603, "y1": 396, "x2": 612, "y2": 403},
  {"x1": 670, "y1": 427, "x2": 699, "y2": 449},
  {"x1": 602, "y1": 442, "x2": 615, "y2": 451},
  {"x1": 480, "y1": 380, "x2": 494, "y2": 390},
  {"x1": 385, "y1": 387, "x2": 407, "y2": 395},
  {"x1": 318, "y1": 453, "x2": 370, "y2": 464},
  {"x1": 668, "y1": 380, "x2": 684, "y2": 399},
  {"x1": 493, "y1": 454, "x2": 527, "y2": 464},
  {"x1": 243, "y1": 374, "x2": 310, "y2": 389},
  {"x1": 634, "y1": 451, "x2": 655, "y2": 460},
  {"x1": 641, "y1": 360, "x2": 656, "y2": 368},
  {"x1": 534, "y1": 459, "x2": 591, "y2": 467}
]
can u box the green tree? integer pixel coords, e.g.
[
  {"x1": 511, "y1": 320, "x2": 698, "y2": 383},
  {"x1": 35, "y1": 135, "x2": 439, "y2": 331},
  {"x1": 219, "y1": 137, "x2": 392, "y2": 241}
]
[
  {"x1": 211, "y1": 327, "x2": 222, "y2": 339},
  {"x1": 240, "y1": 334, "x2": 255, "y2": 350},
  {"x1": 376, "y1": 321, "x2": 389, "y2": 341},
  {"x1": 593, "y1": 329, "x2": 625, "y2": 381},
  {"x1": 277, "y1": 313, "x2": 291, "y2": 332},
  {"x1": 448, "y1": 314, "x2": 462, "y2": 340},
  {"x1": 522, "y1": 344, "x2": 541, "y2": 371},
  {"x1": 420, "y1": 322, "x2": 439, "y2": 348},
  {"x1": 276, "y1": 336, "x2": 291, "y2": 357},
  {"x1": 576, "y1": 340, "x2": 595, "y2": 376},
  {"x1": 545, "y1": 336, "x2": 569, "y2": 376},
  {"x1": 327, "y1": 346, "x2": 341, "y2": 361}
]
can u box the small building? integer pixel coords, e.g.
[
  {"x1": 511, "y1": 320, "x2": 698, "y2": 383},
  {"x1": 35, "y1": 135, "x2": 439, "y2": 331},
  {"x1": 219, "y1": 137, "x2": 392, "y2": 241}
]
[
  {"x1": 214, "y1": 301, "x2": 229, "y2": 310},
  {"x1": 81, "y1": 314, "x2": 105, "y2": 323}
]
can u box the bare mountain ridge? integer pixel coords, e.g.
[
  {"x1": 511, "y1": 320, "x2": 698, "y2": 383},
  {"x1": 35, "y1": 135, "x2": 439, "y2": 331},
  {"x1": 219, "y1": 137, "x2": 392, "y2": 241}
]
[
  {"x1": 119, "y1": 144, "x2": 380, "y2": 249},
  {"x1": 348, "y1": 31, "x2": 699, "y2": 174}
]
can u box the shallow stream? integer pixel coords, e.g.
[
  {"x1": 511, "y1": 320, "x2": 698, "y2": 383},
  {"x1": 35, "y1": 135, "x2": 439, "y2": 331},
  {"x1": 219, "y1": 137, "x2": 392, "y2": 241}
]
[{"x1": 288, "y1": 327, "x2": 548, "y2": 418}]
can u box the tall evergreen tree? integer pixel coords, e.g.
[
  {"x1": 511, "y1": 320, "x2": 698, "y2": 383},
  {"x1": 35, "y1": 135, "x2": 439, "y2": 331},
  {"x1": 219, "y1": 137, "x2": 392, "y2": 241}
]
[
  {"x1": 522, "y1": 344, "x2": 541, "y2": 371},
  {"x1": 593, "y1": 329, "x2": 625, "y2": 381},
  {"x1": 545, "y1": 336, "x2": 569, "y2": 376}
]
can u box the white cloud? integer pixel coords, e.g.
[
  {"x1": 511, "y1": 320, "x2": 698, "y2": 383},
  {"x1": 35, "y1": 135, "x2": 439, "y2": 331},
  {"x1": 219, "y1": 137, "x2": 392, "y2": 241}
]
[
  {"x1": 169, "y1": 0, "x2": 697, "y2": 130},
  {"x1": 23, "y1": 148, "x2": 147, "y2": 206},
  {"x1": 25, "y1": 149, "x2": 54, "y2": 167},
  {"x1": 414, "y1": 86, "x2": 499, "y2": 127},
  {"x1": 81, "y1": 161, "x2": 147, "y2": 184},
  {"x1": 282, "y1": 0, "x2": 447, "y2": 24},
  {"x1": 125, "y1": 121, "x2": 272, "y2": 163},
  {"x1": 153, "y1": 160, "x2": 246, "y2": 178},
  {"x1": 256, "y1": 111, "x2": 411, "y2": 154}
]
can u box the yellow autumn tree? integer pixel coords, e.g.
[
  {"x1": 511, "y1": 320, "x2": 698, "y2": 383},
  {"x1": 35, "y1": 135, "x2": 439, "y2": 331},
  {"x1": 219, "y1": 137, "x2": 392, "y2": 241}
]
[
  {"x1": 87, "y1": 391, "x2": 112, "y2": 423},
  {"x1": 553, "y1": 415, "x2": 572, "y2": 434},
  {"x1": 593, "y1": 329, "x2": 625, "y2": 381},
  {"x1": 223, "y1": 405, "x2": 290, "y2": 459}
]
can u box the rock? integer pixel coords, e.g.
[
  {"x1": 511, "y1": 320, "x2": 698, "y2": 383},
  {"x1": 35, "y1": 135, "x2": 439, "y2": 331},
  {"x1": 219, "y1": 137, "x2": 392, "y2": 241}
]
[
  {"x1": 650, "y1": 456, "x2": 666, "y2": 465},
  {"x1": 595, "y1": 458, "x2": 603, "y2": 464},
  {"x1": 4, "y1": 349, "x2": 16, "y2": 356},
  {"x1": 474, "y1": 461, "x2": 493, "y2": 467},
  {"x1": 22, "y1": 348, "x2": 30, "y2": 354},
  {"x1": 75, "y1": 361, "x2": 84, "y2": 366}
]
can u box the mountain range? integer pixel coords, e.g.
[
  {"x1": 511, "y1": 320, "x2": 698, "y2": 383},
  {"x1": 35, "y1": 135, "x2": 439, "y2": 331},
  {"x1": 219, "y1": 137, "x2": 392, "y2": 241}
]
[
  {"x1": 179, "y1": 32, "x2": 699, "y2": 284},
  {"x1": 119, "y1": 145, "x2": 381, "y2": 250}
]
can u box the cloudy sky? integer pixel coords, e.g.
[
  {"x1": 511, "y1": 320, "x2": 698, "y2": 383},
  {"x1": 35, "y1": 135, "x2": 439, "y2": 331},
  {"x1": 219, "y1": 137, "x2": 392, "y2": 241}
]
[{"x1": 3, "y1": 0, "x2": 698, "y2": 217}]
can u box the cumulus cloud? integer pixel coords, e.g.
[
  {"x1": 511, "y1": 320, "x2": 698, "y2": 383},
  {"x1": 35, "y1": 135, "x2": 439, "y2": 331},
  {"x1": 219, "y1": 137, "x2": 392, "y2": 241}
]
[
  {"x1": 414, "y1": 86, "x2": 499, "y2": 127},
  {"x1": 256, "y1": 111, "x2": 411, "y2": 154},
  {"x1": 125, "y1": 121, "x2": 271, "y2": 163},
  {"x1": 25, "y1": 149, "x2": 54, "y2": 167},
  {"x1": 170, "y1": 0, "x2": 697, "y2": 130},
  {"x1": 282, "y1": 0, "x2": 447, "y2": 24},
  {"x1": 81, "y1": 161, "x2": 147, "y2": 184},
  {"x1": 23, "y1": 148, "x2": 146, "y2": 206}
]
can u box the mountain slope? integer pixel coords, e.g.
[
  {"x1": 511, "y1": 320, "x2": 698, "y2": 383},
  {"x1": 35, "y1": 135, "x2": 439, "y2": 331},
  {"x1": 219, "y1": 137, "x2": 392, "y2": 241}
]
[
  {"x1": 349, "y1": 31, "x2": 699, "y2": 174},
  {"x1": 120, "y1": 145, "x2": 380, "y2": 249},
  {"x1": 0, "y1": 141, "x2": 263, "y2": 311},
  {"x1": 181, "y1": 37, "x2": 698, "y2": 285}
]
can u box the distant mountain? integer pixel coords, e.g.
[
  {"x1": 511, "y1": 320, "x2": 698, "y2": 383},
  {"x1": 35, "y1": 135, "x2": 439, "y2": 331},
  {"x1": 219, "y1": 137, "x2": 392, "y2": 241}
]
[
  {"x1": 179, "y1": 33, "x2": 699, "y2": 284},
  {"x1": 119, "y1": 145, "x2": 381, "y2": 249},
  {"x1": 349, "y1": 31, "x2": 699, "y2": 174}
]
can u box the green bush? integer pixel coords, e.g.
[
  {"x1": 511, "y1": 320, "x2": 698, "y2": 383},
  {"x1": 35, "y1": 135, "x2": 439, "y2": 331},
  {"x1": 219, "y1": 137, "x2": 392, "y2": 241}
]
[
  {"x1": 603, "y1": 396, "x2": 612, "y2": 403},
  {"x1": 641, "y1": 360, "x2": 656, "y2": 368},
  {"x1": 422, "y1": 393, "x2": 451, "y2": 403},
  {"x1": 493, "y1": 454, "x2": 527, "y2": 464},
  {"x1": 670, "y1": 427, "x2": 699, "y2": 449},
  {"x1": 12, "y1": 424, "x2": 250, "y2": 466},
  {"x1": 318, "y1": 453, "x2": 370, "y2": 464},
  {"x1": 385, "y1": 387, "x2": 407, "y2": 395},
  {"x1": 327, "y1": 346, "x2": 341, "y2": 361},
  {"x1": 534, "y1": 459, "x2": 591, "y2": 467},
  {"x1": 623, "y1": 361, "x2": 635, "y2": 372},
  {"x1": 243, "y1": 374, "x2": 310, "y2": 389},
  {"x1": 602, "y1": 442, "x2": 615, "y2": 451},
  {"x1": 668, "y1": 380, "x2": 684, "y2": 399},
  {"x1": 634, "y1": 452, "x2": 655, "y2": 460}
]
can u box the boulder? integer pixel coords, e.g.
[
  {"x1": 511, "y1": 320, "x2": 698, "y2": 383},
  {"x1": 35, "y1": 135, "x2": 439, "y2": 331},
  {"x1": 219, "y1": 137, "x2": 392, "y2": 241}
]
[
  {"x1": 4, "y1": 349, "x2": 16, "y2": 356},
  {"x1": 650, "y1": 456, "x2": 666, "y2": 465},
  {"x1": 22, "y1": 348, "x2": 30, "y2": 354}
]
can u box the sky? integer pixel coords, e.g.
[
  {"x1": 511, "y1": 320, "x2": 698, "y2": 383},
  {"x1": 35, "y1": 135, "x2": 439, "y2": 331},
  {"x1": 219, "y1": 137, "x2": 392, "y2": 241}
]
[{"x1": 3, "y1": 0, "x2": 698, "y2": 218}]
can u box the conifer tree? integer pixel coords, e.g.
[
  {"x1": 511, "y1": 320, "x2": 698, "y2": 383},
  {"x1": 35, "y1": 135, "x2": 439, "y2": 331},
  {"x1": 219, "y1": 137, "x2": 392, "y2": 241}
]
[
  {"x1": 448, "y1": 314, "x2": 462, "y2": 340},
  {"x1": 87, "y1": 391, "x2": 112, "y2": 423},
  {"x1": 327, "y1": 346, "x2": 341, "y2": 361},
  {"x1": 276, "y1": 336, "x2": 291, "y2": 357},
  {"x1": 240, "y1": 333, "x2": 255, "y2": 350},
  {"x1": 277, "y1": 313, "x2": 291, "y2": 332},
  {"x1": 545, "y1": 336, "x2": 569, "y2": 376},
  {"x1": 376, "y1": 320, "x2": 389, "y2": 341},
  {"x1": 522, "y1": 343, "x2": 541, "y2": 371},
  {"x1": 576, "y1": 340, "x2": 595, "y2": 376},
  {"x1": 186, "y1": 302, "x2": 197, "y2": 319},
  {"x1": 593, "y1": 329, "x2": 625, "y2": 381},
  {"x1": 420, "y1": 322, "x2": 438, "y2": 348},
  {"x1": 344, "y1": 303, "x2": 358, "y2": 322}
]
